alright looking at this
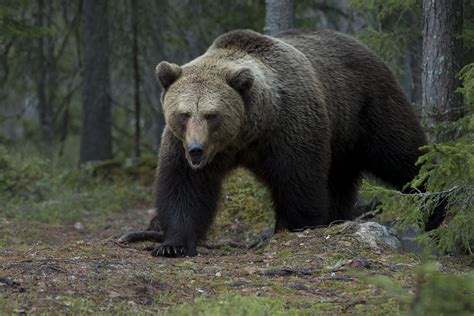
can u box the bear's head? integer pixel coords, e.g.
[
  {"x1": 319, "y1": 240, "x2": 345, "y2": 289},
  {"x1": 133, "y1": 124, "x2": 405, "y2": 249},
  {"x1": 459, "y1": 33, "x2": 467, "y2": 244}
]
[{"x1": 156, "y1": 61, "x2": 254, "y2": 169}]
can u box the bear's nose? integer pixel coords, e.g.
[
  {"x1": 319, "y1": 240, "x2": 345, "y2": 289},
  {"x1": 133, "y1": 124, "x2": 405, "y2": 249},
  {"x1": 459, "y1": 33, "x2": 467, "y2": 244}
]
[{"x1": 188, "y1": 143, "x2": 204, "y2": 160}]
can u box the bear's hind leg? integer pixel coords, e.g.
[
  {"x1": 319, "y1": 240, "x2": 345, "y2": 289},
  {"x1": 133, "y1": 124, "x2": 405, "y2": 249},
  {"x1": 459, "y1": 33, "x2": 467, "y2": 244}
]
[
  {"x1": 362, "y1": 131, "x2": 424, "y2": 191},
  {"x1": 362, "y1": 98, "x2": 427, "y2": 191}
]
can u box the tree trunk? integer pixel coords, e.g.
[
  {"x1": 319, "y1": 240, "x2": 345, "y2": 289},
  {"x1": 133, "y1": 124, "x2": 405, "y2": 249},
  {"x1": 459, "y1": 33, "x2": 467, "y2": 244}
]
[
  {"x1": 36, "y1": 0, "x2": 55, "y2": 144},
  {"x1": 264, "y1": 0, "x2": 295, "y2": 35},
  {"x1": 45, "y1": 0, "x2": 57, "y2": 143},
  {"x1": 80, "y1": 0, "x2": 112, "y2": 163},
  {"x1": 409, "y1": 36, "x2": 423, "y2": 106},
  {"x1": 422, "y1": 0, "x2": 464, "y2": 140},
  {"x1": 131, "y1": 0, "x2": 141, "y2": 158}
]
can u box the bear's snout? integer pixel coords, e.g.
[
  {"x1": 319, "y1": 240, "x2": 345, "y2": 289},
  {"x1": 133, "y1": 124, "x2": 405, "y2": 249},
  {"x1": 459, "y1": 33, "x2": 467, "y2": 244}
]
[
  {"x1": 185, "y1": 142, "x2": 209, "y2": 169},
  {"x1": 188, "y1": 143, "x2": 204, "y2": 166}
]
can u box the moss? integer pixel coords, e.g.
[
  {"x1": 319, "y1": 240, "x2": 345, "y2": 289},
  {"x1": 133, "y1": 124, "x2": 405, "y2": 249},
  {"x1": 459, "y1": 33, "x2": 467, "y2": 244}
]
[
  {"x1": 277, "y1": 250, "x2": 293, "y2": 259},
  {"x1": 212, "y1": 168, "x2": 274, "y2": 236}
]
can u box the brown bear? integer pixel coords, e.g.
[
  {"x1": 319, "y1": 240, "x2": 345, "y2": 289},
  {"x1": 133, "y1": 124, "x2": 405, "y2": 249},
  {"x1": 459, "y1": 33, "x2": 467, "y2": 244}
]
[{"x1": 151, "y1": 29, "x2": 427, "y2": 257}]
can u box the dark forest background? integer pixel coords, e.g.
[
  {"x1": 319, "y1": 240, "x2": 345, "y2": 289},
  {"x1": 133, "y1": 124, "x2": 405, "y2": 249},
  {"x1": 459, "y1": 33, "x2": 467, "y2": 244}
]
[{"x1": 1, "y1": 0, "x2": 471, "y2": 162}]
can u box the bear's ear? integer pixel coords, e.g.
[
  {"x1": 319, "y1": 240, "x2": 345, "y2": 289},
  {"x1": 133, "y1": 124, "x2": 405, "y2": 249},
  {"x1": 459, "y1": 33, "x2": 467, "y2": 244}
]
[
  {"x1": 227, "y1": 67, "x2": 254, "y2": 94},
  {"x1": 155, "y1": 61, "x2": 182, "y2": 89}
]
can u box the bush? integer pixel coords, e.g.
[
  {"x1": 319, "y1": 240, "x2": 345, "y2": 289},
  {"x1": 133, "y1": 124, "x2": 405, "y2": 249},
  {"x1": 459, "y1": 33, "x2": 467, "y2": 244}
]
[{"x1": 0, "y1": 146, "x2": 50, "y2": 200}]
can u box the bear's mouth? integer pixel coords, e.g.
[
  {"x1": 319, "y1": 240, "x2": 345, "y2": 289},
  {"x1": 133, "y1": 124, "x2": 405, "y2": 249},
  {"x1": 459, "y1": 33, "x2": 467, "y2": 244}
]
[
  {"x1": 190, "y1": 159, "x2": 204, "y2": 169},
  {"x1": 186, "y1": 155, "x2": 207, "y2": 170},
  {"x1": 184, "y1": 144, "x2": 213, "y2": 170}
]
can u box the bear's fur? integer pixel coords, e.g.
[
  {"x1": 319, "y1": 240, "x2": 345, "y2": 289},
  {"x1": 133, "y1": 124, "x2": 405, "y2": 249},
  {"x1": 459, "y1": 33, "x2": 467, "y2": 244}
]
[{"x1": 152, "y1": 29, "x2": 427, "y2": 257}]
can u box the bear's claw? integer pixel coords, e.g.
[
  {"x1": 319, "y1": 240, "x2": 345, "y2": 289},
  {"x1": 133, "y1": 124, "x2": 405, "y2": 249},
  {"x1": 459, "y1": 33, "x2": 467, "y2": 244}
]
[{"x1": 151, "y1": 245, "x2": 190, "y2": 258}]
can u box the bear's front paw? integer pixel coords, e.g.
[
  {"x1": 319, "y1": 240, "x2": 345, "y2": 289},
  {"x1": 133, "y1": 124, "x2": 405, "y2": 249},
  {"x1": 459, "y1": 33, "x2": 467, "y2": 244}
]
[{"x1": 151, "y1": 244, "x2": 197, "y2": 258}]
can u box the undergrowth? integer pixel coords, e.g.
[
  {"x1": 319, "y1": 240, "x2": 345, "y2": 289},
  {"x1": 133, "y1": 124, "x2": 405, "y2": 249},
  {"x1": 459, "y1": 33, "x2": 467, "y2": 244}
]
[{"x1": 0, "y1": 145, "x2": 150, "y2": 224}]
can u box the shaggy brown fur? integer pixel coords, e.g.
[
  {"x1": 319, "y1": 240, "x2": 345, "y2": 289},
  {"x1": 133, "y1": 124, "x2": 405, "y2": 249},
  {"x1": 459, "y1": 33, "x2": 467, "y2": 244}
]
[{"x1": 151, "y1": 29, "x2": 427, "y2": 257}]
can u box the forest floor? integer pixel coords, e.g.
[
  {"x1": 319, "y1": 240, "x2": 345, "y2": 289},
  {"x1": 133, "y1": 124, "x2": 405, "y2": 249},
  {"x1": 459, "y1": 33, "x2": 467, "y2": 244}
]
[{"x1": 0, "y1": 169, "x2": 472, "y2": 315}]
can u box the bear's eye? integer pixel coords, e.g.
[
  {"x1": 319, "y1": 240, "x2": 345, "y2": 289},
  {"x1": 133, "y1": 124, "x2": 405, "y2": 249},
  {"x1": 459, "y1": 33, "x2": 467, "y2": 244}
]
[
  {"x1": 179, "y1": 112, "x2": 190, "y2": 123},
  {"x1": 205, "y1": 113, "x2": 218, "y2": 121}
]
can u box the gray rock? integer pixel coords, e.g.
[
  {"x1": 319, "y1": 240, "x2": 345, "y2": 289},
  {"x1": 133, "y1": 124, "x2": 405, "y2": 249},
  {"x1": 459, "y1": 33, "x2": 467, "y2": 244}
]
[{"x1": 352, "y1": 222, "x2": 401, "y2": 250}]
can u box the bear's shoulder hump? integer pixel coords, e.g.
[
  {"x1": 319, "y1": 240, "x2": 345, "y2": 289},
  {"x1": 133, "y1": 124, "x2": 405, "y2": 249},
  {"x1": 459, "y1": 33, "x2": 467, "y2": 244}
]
[{"x1": 212, "y1": 29, "x2": 276, "y2": 55}]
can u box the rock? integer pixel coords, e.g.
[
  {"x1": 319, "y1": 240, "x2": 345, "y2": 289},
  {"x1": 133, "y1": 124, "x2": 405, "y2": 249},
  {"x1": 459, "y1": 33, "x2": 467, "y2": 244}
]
[
  {"x1": 73, "y1": 222, "x2": 85, "y2": 231},
  {"x1": 352, "y1": 222, "x2": 401, "y2": 250}
]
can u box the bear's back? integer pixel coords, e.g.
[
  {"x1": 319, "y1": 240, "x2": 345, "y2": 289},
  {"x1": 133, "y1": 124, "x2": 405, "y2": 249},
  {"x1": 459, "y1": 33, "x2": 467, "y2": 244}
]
[
  {"x1": 275, "y1": 29, "x2": 396, "y2": 89},
  {"x1": 211, "y1": 29, "x2": 382, "y2": 72},
  {"x1": 211, "y1": 29, "x2": 278, "y2": 57},
  {"x1": 276, "y1": 29, "x2": 377, "y2": 64}
]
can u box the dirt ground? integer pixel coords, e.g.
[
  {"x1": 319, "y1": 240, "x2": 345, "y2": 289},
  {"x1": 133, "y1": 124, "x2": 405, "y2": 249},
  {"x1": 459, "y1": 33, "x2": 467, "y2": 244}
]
[{"x1": 1, "y1": 203, "x2": 471, "y2": 315}]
